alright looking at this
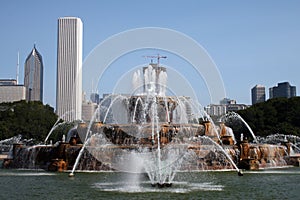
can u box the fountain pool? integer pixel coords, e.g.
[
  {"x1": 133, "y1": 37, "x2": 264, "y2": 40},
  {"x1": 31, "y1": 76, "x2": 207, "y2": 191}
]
[{"x1": 0, "y1": 168, "x2": 299, "y2": 199}]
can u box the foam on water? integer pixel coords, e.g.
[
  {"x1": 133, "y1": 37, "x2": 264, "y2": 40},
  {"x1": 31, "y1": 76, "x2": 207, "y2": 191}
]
[
  {"x1": 0, "y1": 172, "x2": 56, "y2": 176},
  {"x1": 244, "y1": 169, "x2": 300, "y2": 174},
  {"x1": 92, "y1": 180, "x2": 224, "y2": 193}
]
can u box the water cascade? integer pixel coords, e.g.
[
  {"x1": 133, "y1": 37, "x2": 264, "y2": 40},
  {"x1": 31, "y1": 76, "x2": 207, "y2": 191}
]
[
  {"x1": 69, "y1": 105, "x2": 100, "y2": 177},
  {"x1": 44, "y1": 110, "x2": 75, "y2": 144},
  {"x1": 220, "y1": 112, "x2": 258, "y2": 143}
]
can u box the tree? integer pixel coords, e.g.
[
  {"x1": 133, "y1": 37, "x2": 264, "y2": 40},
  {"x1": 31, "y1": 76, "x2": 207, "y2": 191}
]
[
  {"x1": 0, "y1": 101, "x2": 58, "y2": 142},
  {"x1": 237, "y1": 97, "x2": 300, "y2": 137}
]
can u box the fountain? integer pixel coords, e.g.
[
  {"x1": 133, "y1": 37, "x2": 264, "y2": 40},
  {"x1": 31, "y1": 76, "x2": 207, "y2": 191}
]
[
  {"x1": 4, "y1": 61, "x2": 300, "y2": 188},
  {"x1": 44, "y1": 110, "x2": 77, "y2": 144},
  {"x1": 219, "y1": 112, "x2": 258, "y2": 143},
  {"x1": 220, "y1": 112, "x2": 300, "y2": 169},
  {"x1": 67, "y1": 62, "x2": 242, "y2": 187}
]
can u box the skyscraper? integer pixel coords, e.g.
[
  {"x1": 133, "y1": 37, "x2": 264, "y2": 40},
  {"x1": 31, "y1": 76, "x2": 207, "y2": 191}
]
[
  {"x1": 251, "y1": 85, "x2": 265, "y2": 105},
  {"x1": 269, "y1": 82, "x2": 296, "y2": 99},
  {"x1": 90, "y1": 92, "x2": 100, "y2": 104},
  {"x1": 56, "y1": 17, "x2": 83, "y2": 122},
  {"x1": 24, "y1": 45, "x2": 43, "y2": 102}
]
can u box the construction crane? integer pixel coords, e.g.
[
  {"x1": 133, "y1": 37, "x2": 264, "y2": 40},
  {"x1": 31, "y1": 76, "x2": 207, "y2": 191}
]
[{"x1": 143, "y1": 54, "x2": 167, "y2": 66}]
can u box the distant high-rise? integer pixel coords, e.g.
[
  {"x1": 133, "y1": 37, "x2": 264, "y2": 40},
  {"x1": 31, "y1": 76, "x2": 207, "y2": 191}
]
[
  {"x1": 56, "y1": 17, "x2": 83, "y2": 122},
  {"x1": 24, "y1": 45, "x2": 43, "y2": 102},
  {"x1": 90, "y1": 93, "x2": 100, "y2": 104},
  {"x1": 269, "y1": 82, "x2": 296, "y2": 99},
  {"x1": 251, "y1": 85, "x2": 265, "y2": 105}
]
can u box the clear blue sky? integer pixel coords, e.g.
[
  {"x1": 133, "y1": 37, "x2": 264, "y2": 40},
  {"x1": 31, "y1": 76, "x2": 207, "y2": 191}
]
[{"x1": 1, "y1": 0, "x2": 300, "y2": 108}]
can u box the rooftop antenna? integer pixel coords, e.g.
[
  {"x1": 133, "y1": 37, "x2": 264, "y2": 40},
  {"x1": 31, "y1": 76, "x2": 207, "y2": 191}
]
[
  {"x1": 16, "y1": 51, "x2": 19, "y2": 84},
  {"x1": 90, "y1": 79, "x2": 94, "y2": 102}
]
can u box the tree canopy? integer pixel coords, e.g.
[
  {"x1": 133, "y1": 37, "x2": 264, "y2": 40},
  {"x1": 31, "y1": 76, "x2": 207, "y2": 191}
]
[
  {"x1": 237, "y1": 97, "x2": 300, "y2": 138},
  {"x1": 0, "y1": 100, "x2": 58, "y2": 142}
]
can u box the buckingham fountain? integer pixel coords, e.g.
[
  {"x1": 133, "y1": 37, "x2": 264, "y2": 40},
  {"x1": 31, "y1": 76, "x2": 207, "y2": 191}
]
[{"x1": 2, "y1": 62, "x2": 300, "y2": 187}]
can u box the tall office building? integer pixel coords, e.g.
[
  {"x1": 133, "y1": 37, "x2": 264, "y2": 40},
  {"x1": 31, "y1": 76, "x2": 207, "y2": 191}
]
[
  {"x1": 251, "y1": 85, "x2": 265, "y2": 105},
  {"x1": 90, "y1": 93, "x2": 100, "y2": 104},
  {"x1": 269, "y1": 82, "x2": 296, "y2": 99},
  {"x1": 56, "y1": 17, "x2": 83, "y2": 122},
  {"x1": 24, "y1": 45, "x2": 43, "y2": 102}
]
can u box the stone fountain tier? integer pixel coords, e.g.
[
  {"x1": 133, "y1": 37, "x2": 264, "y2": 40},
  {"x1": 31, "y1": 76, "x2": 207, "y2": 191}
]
[
  {"x1": 238, "y1": 139, "x2": 296, "y2": 169},
  {"x1": 77, "y1": 122, "x2": 209, "y2": 146},
  {"x1": 2, "y1": 142, "x2": 111, "y2": 171},
  {"x1": 285, "y1": 154, "x2": 300, "y2": 167},
  {"x1": 2, "y1": 122, "x2": 237, "y2": 172},
  {"x1": 77, "y1": 122, "x2": 239, "y2": 172},
  {"x1": 2, "y1": 121, "x2": 299, "y2": 172},
  {"x1": 2, "y1": 142, "x2": 237, "y2": 172}
]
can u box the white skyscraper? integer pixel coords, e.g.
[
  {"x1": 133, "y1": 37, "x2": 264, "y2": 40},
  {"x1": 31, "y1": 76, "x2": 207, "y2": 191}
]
[{"x1": 56, "y1": 17, "x2": 83, "y2": 122}]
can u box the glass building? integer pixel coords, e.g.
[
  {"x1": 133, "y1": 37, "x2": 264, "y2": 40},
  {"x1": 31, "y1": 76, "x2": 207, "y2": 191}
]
[{"x1": 24, "y1": 45, "x2": 43, "y2": 102}]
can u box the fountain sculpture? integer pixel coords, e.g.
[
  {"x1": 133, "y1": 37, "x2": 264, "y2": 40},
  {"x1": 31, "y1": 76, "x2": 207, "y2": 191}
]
[{"x1": 2, "y1": 62, "x2": 300, "y2": 187}]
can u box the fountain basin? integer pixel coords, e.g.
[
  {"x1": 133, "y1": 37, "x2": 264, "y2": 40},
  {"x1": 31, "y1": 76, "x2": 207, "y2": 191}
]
[{"x1": 2, "y1": 121, "x2": 298, "y2": 172}]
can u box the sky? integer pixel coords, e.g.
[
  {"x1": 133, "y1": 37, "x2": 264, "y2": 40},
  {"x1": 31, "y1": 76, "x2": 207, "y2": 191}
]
[{"x1": 1, "y1": 0, "x2": 300, "y2": 108}]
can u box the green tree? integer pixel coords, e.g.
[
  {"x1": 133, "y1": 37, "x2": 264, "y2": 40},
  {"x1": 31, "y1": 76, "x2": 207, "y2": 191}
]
[
  {"x1": 237, "y1": 97, "x2": 300, "y2": 137},
  {"x1": 0, "y1": 101, "x2": 58, "y2": 142}
]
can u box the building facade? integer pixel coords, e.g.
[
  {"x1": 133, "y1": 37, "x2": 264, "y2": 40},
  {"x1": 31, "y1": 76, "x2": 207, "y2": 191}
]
[
  {"x1": 0, "y1": 79, "x2": 17, "y2": 85},
  {"x1": 205, "y1": 98, "x2": 248, "y2": 117},
  {"x1": 56, "y1": 17, "x2": 83, "y2": 122},
  {"x1": 251, "y1": 85, "x2": 265, "y2": 105},
  {"x1": 205, "y1": 104, "x2": 227, "y2": 117},
  {"x1": 24, "y1": 45, "x2": 43, "y2": 102},
  {"x1": 82, "y1": 101, "x2": 97, "y2": 122},
  {"x1": 0, "y1": 79, "x2": 25, "y2": 103},
  {"x1": 269, "y1": 82, "x2": 296, "y2": 99},
  {"x1": 227, "y1": 104, "x2": 248, "y2": 112}
]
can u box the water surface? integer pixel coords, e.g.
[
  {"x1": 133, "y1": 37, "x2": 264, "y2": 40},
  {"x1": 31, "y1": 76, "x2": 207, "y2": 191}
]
[{"x1": 0, "y1": 168, "x2": 299, "y2": 200}]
